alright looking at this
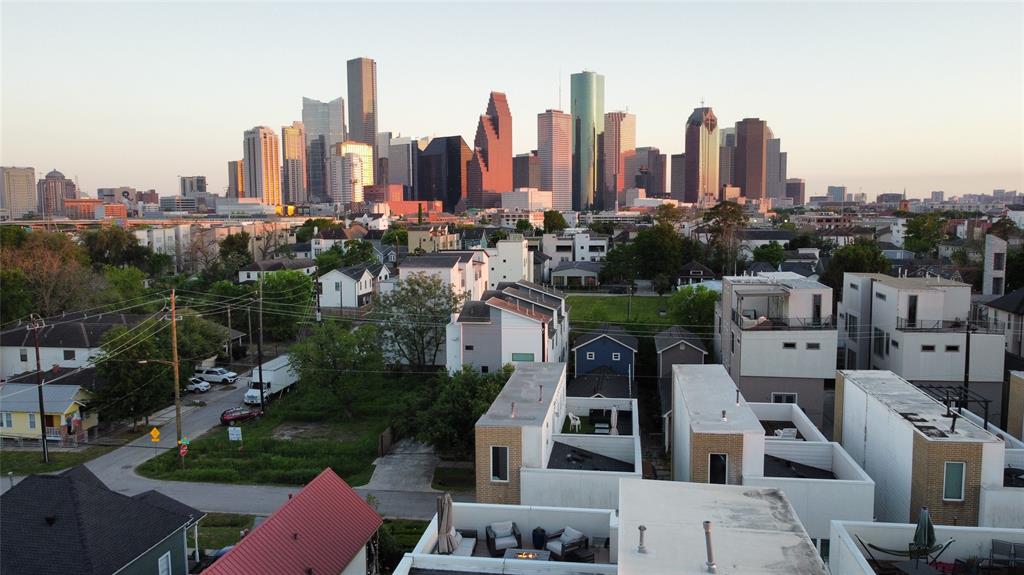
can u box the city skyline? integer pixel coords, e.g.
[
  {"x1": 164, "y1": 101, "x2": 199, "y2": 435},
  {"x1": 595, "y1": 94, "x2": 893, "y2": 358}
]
[{"x1": 2, "y1": 2, "x2": 1020, "y2": 201}]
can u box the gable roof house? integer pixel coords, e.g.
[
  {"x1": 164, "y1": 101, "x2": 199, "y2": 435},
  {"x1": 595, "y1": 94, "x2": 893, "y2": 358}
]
[
  {"x1": 654, "y1": 325, "x2": 708, "y2": 380},
  {"x1": 1, "y1": 466, "x2": 203, "y2": 575},
  {"x1": 0, "y1": 313, "x2": 146, "y2": 378},
  {"x1": 238, "y1": 258, "x2": 317, "y2": 283},
  {"x1": 318, "y1": 262, "x2": 392, "y2": 308},
  {"x1": 204, "y1": 468, "x2": 381, "y2": 575},
  {"x1": 983, "y1": 287, "x2": 1024, "y2": 358},
  {"x1": 0, "y1": 381, "x2": 98, "y2": 445},
  {"x1": 572, "y1": 326, "x2": 638, "y2": 384}
]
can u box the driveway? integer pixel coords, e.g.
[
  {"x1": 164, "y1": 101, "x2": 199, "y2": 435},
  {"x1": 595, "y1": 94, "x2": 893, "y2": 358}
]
[{"x1": 361, "y1": 439, "x2": 439, "y2": 492}]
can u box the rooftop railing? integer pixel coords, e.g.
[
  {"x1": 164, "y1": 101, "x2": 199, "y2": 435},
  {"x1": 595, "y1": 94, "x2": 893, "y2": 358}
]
[
  {"x1": 895, "y1": 318, "x2": 1003, "y2": 333},
  {"x1": 734, "y1": 313, "x2": 835, "y2": 331}
]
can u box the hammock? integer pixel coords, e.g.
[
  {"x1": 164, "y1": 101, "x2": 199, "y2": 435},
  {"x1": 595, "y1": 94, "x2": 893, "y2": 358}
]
[{"x1": 856, "y1": 535, "x2": 955, "y2": 561}]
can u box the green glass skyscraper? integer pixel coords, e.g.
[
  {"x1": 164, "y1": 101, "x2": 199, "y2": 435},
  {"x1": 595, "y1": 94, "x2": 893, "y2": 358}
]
[{"x1": 571, "y1": 71, "x2": 605, "y2": 211}]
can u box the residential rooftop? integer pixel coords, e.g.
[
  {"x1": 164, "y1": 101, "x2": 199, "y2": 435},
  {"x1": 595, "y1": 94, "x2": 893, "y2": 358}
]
[
  {"x1": 673, "y1": 365, "x2": 763, "y2": 435},
  {"x1": 477, "y1": 362, "x2": 565, "y2": 427},
  {"x1": 846, "y1": 272, "x2": 969, "y2": 289},
  {"x1": 617, "y1": 479, "x2": 828, "y2": 575},
  {"x1": 839, "y1": 370, "x2": 1002, "y2": 442}
]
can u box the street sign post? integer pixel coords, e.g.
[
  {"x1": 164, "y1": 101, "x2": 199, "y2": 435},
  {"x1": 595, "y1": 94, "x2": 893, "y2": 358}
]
[
  {"x1": 149, "y1": 427, "x2": 160, "y2": 443},
  {"x1": 228, "y1": 426, "x2": 242, "y2": 449},
  {"x1": 179, "y1": 444, "x2": 188, "y2": 457}
]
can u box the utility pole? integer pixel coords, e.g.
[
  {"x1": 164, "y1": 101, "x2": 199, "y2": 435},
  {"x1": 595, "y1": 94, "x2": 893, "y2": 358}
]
[
  {"x1": 256, "y1": 274, "x2": 266, "y2": 412},
  {"x1": 961, "y1": 321, "x2": 976, "y2": 409},
  {"x1": 29, "y1": 316, "x2": 49, "y2": 463},
  {"x1": 226, "y1": 304, "x2": 232, "y2": 358},
  {"x1": 171, "y1": 289, "x2": 183, "y2": 465}
]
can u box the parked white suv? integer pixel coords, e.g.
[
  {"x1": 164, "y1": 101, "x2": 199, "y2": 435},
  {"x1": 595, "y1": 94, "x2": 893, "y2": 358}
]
[
  {"x1": 194, "y1": 367, "x2": 238, "y2": 384},
  {"x1": 185, "y1": 377, "x2": 211, "y2": 393}
]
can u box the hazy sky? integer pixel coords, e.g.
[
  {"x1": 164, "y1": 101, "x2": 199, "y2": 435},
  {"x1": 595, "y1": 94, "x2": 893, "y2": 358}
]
[{"x1": 3, "y1": 2, "x2": 1021, "y2": 200}]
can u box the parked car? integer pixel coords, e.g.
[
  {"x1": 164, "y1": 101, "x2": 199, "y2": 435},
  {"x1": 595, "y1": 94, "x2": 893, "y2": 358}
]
[
  {"x1": 220, "y1": 407, "x2": 262, "y2": 426},
  {"x1": 185, "y1": 377, "x2": 210, "y2": 393},
  {"x1": 195, "y1": 367, "x2": 238, "y2": 384}
]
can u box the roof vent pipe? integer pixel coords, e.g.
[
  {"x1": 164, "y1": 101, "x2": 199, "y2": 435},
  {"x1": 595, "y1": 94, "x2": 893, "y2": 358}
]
[
  {"x1": 721, "y1": 410, "x2": 728, "y2": 422},
  {"x1": 511, "y1": 401, "x2": 517, "y2": 418},
  {"x1": 950, "y1": 413, "x2": 958, "y2": 433},
  {"x1": 703, "y1": 521, "x2": 718, "y2": 573},
  {"x1": 637, "y1": 525, "x2": 647, "y2": 553},
  {"x1": 539, "y1": 384, "x2": 543, "y2": 402}
]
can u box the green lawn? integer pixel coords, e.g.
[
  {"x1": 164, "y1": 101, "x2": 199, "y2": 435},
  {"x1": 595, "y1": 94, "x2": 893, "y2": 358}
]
[
  {"x1": 199, "y1": 513, "x2": 255, "y2": 551},
  {"x1": 431, "y1": 466, "x2": 475, "y2": 492},
  {"x1": 385, "y1": 519, "x2": 430, "y2": 550},
  {"x1": 0, "y1": 445, "x2": 117, "y2": 476},
  {"x1": 567, "y1": 295, "x2": 673, "y2": 335},
  {"x1": 137, "y1": 375, "x2": 424, "y2": 486}
]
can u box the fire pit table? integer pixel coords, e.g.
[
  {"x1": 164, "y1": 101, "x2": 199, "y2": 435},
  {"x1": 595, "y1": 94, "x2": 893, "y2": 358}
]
[{"x1": 503, "y1": 549, "x2": 551, "y2": 561}]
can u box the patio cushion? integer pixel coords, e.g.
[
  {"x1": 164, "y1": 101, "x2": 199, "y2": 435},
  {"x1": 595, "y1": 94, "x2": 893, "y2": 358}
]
[
  {"x1": 494, "y1": 535, "x2": 518, "y2": 550},
  {"x1": 450, "y1": 529, "x2": 463, "y2": 551},
  {"x1": 454, "y1": 535, "x2": 476, "y2": 557},
  {"x1": 561, "y1": 526, "x2": 584, "y2": 544},
  {"x1": 546, "y1": 540, "x2": 563, "y2": 554},
  {"x1": 491, "y1": 521, "x2": 514, "y2": 539}
]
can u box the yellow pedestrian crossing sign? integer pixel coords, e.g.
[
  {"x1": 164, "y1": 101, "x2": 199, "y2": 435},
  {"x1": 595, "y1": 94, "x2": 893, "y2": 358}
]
[{"x1": 149, "y1": 427, "x2": 160, "y2": 443}]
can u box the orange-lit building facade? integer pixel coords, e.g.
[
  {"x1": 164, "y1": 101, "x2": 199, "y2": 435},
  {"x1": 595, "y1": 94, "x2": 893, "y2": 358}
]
[{"x1": 468, "y1": 92, "x2": 513, "y2": 208}]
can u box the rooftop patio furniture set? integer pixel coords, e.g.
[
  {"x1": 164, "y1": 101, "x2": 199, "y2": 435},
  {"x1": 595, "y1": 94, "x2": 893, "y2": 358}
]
[{"x1": 441, "y1": 520, "x2": 593, "y2": 562}]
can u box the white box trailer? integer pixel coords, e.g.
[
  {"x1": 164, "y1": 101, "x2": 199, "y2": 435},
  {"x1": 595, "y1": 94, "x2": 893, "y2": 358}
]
[{"x1": 243, "y1": 354, "x2": 299, "y2": 405}]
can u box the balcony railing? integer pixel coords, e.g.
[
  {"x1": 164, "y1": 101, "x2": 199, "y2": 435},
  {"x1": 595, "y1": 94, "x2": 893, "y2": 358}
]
[
  {"x1": 734, "y1": 313, "x2": 835, "y2": 331},
  {"x1": 895, "y1": 318, "x2": 1003, "y2": 334}
]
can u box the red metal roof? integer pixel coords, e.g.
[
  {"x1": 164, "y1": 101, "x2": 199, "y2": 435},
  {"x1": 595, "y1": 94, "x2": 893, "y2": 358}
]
[{"x1": 204, "y1": 468, "x2": 382, "y2": 575}]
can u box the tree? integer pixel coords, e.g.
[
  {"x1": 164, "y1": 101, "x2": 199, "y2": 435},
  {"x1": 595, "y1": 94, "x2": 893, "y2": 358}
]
[
  {"x1": 631, "y1": 224, "x2": 701, "y2": 281},
  {"x1": 667, "y1": 285, "x2": 718, "y2": 349},
  {"x1": 381, "y1": 225, "x2": 408, "y2": 248},
  {"x1": 515, "y1": 219, "x2": 533, "y2": 234},
  {"x1": 375, "y1": 273, "x2": 463, "y2": 368},
  {"x1": 315, "y1": 245, "x2": 346, "y2": 273},
  {"x1": 653, "y1": 204, "x2": 685, "y2": 227},
  {"x1": 0, "y1": 268, "x2": 33, "y2": 324},
  {"x1": 0, "y1": 231, "x2": 102, "y2": 316},
  {"x1": 752, "y1": 241, "x2": 786, "y2": 268},
  {"x1": 204, "y1": 280, "x2": 256, "y2": 334},
  {"x1": 80, "y1": 225, "x2": 151, "y2": 268},
  {"x1": 820, "y1": 238, "x2": 890, "y2": 298},
  {"x1": 220, "y1": 232, "x2": 253, "y2": 265},
  {"x1": 173, "y1": 310, "x2": 229, "y2": 366},
  {"x1": 704, "y1": 201, "x2": 748, "y2": 275},
  {"x1": 588, "y1": 221, "x2": 615, "y2": 235},
  {"x1": 295, "y1": 218, "x2": 341, "y2": 243},
  {"x1": 489, "y1": 229, "x2": 509, "y2": 244},
  {"x1": 101, "y1": 266, "x2": 148, "y2": 304},
  {"x1": 417, "y1": 365, "x2": 513, "y2": 458},
  {"x1": 600, "y1": 244, "x2": 639, "y2": 285},
  {"x1": 94, "y1": 322, "x2": 172, "y2": 431},
  {"x1": 0, "y1": 226, "x2": 28, "y2": 249},
  {"x1": 988, "y1": 217, "x2": 1020, "y2": 241},
  {"x1": 904, "y1": 213, "x2": 947, "y2": 255},
  {"x1": 289, "y1": 322, "x2": 383, "y2": 417},
  {"x1": 316, "y1": 240, "x2": 379, "y2": 272},
  {"x1": 543, "y1": 210, "x2": 568, "y2": 233},
  {"x1": 260, "y1": 270, "x2": 314, "y2": 341},
  {"x1": 652, "y1": 273, "x2": 675, "y2": 296},
  {"x1": 1007, "y1": 249, "x2": 1024, "y2": 292}
]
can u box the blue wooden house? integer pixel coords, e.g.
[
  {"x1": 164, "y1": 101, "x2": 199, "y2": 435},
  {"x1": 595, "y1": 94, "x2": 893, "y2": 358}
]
[{"x1": 571, "y1": 326, "x2": 638, "y2": 382}]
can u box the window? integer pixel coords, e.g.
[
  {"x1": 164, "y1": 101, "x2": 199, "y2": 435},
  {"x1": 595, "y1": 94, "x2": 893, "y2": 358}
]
[
  {"x1": 946, "y1": 345, "x2": 960, "y2": 352},
  {"x1": 490, "y1": 446, "x2": 509, "y2": 482},
  {"x1": 586, "y1": 352, "x2": 595, "y2": 360},
  {"x1": 875, "y1": 292, "x2": 887, "y2": 301},
  {"x1": 481, "y1": 366, "x2": 489, "y2": 374},
  {"x1": 63, "y1": 350, "x2": 75, "y2": 361},
  {"x1": 334, "y1": 282, "x2": 341, "y2": 291},
  {"x1": 891, "y1": 340, "x2": 899, "y2": 349},
  {"x1": 783, "y1": 342, "x2": 797, "y2": 349},
  {"x1": 464, "y1": 345, "x2": 474, "y2": 351},
  {"x1": 943, "y1": 462, "x2": 965, "y2": 501},
  {"x1": 0, "y1": 412, "x2": 11, "y2": 428},
  {"x1": 28, "y1": 413, "x2": 36, "y2": 429},
  {"x1": 511, "y1": 353, "x2": 535, "y2": 361},
  {"x1": 19, "y1": 349, "x2": 28, "y2": 362},
  {"x1": 772, "y1": 392, "x2": 798, "y2": 404},
  {"x1": 709, "y1": 453, "x2": 728, "y2": 485},
  {"x1": 611, "y1": 352, "x2": 621, "y2": 361},
  {"x1": 922, "y1": 345, "x2": 936, "y2": 352},
  {"x1": 847, "y1": 315, "x2": 858, "y2": 340},
  {"x1": 158, "y1": 551, "x2": 172, "y2": 575},
  {"x1": 994, "y1": 252, "x2": 1005, "y2": 271},
  {"x1": 849, "y1": 282, "x2": 858, "y2": 291},
  {"x1": 874, "y1": 328, "x2": 886, "y2": 357},
  {"x1": 806, "y1": 342, "x2": 821, "y2": 350}
]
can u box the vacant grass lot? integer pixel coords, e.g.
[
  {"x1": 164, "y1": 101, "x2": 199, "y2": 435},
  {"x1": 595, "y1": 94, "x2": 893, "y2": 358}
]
[
  {"x1": 567, "y1": 295, "x2": 673, "y2": 336},
  {"x1": 199, "y1": 513, "x2": 255, "y2": 551},
  {"x1": 431, "y1": 466, "x2": 475, "y2": 492},
  {"x1": 138, "y1": 375, "x2": 424, "y2": 486},
  {"x1": 0, "y1": 445, "x2": 116, "y2": 476}
]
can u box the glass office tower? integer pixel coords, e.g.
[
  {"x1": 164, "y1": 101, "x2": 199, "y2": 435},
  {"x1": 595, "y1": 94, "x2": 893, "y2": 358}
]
[{"x1": 571, "y1": 71, "x2": 605, "y2": 211}]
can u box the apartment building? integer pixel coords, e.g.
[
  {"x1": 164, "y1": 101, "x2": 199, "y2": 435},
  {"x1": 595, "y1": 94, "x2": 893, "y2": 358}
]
[
  {"x1": 714, "y1": 272, "x2": 838, "y2": 424},
  {"x1": 408, "y1": 223, "x2": 460, "y2": 253},
  {"x1": 474, "y1": 362, "x2": 642, "y2": 510},
  {"x1": 835, "y1": 370, "x2": 1023, "y2": 528},
  {"x1": 540, "y1": 231, "x2": 609, "y2": 264},
  {"x1": 983, "y1": 288, "x2": 1024, "y2": 359},
  {"x1": 484, "y1": 236, "x2": 533, "y2": 288},
  {"x1": 671, "y1": 365, "x2": 874, "y2": 541},
  {"x1": 318, "y1": 262, "x2": 391, "y2": 308},
  {"x1": 446, "y1": 281, "x2": 569, "y2": 373},
  {"x1": 838, "y1": 273, "x2": 1006, "y2": 423},
  {"x1": 391, "y1": 251, "x2": 489, "y2": 301}
]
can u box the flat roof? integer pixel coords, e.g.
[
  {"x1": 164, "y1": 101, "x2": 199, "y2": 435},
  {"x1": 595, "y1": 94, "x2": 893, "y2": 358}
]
[
  {"x1": 673, "y1": 365, "x2": 763, "y2": 435},
  {"x1": 849, "y1": 273, "x2": 969, "y2": 289},
  {"x1": 617, "y1": 479, "x2": 827, "y2": 575},
  {"x1": 477, "y1": 362, "x2": 565, "y2": 428},
  {"x1": 840, "y1": 370, "x2": 1000, "y2": 442}
]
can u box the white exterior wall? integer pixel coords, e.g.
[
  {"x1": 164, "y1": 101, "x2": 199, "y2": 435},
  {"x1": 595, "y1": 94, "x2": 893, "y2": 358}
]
[
  {"x1": 339, "y1": 548, "x2": 367, "y2": 575},
  {"x1": 498, "y1": 311, "x2": 544, "y2": 364},
  {"x1": 884, "y1": 331, "x2": 1004, "y2": 382},
  {"x1": 738, "y1": 330, "x2": 838, "y2": 379},
  {"x1": 672, "y1": 379, "x2": 693, "y2": 482},
  {"x1": 400, "y1": 265, "x2": 461, "y2": 296},
  {"x1": 520, "y1": 468, "x2": 638, "y2": 510},
  {"x1": 487, "y1": 240, "x2": 532, "y2": 288},
  {"x1": 1, "y1": 346, "x2": 95, "y2": 378}
]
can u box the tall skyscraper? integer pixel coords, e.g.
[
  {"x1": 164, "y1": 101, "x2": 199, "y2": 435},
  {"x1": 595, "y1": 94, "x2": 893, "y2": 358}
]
[
  {"x1": 571, "y1": 71, "x2": 605, "y2": 211},
  {"x1": 388, "y1": 136, "x2": 420, "y2": 193},
  {"x1": 347, "y1": 58, "x2": 378, "y2": 158},
  {"x1": 785, "y1": 178, "x2": 805, "y2": 205},
  {"x1": 327, "y1": 153, "x2": 364, "y2": 206},
  {"x1": 179, "y1": 176, "x2": 207, "y2": 197},
  {"x1": 538, "y1": 109, "x2": 573, "y2": 212},
  {"x1": 1, "y1": 167, "x2": 36, "y2": 219},
  {"x1": 827, "y1": 185, "x2": 847, "y2": 203},
  {"x1": 242, "y1": 126, "x2": 282, "y2": 206},
  {"x1": 417, "y1": 136, "x2": 471, "y2": 213},
  {"x1": 602, "y1": 111, "x2": 636, "y2": 207},
  {"x1": 625, "y1": 147, "x2": 666, "y2": 196},
  {"x1": 227, "y1": 160, "x2": 244, "y2": 198},
  {"x1": 766, "y1": 138, "x2": 787, "y2": 199},
  {"x1": 670, "y1": 153, "x2": 686, "y2": 201},
  {"x1": 684, "y1": 107, "x2": 720, "y2": 205},
  {"x1": 36, "y1": 169, "x2": 76, "y2": 216},
  {"x1": 302, "y1": 96, "x2": 345, "y2": 201},
  {"x1": 468, "y1": 91, "x2": 514, "y2": 208},
  {"x1": 281, "y1": 121, "x2": 308, "y2": 205},
  {"x1": 931, "y1": 190, "x2": 945, "y2": 202},
  {"x1": 719, "y1": 126, "x2": 736, "y2": 191},
  {"x1": 513, "y1": 152, "x2": 539, "y2": 189},
  {"x1": 734, "y1": 118, "x2": 770, "y2": 199},
  {"x1": 334, "y1": 141, "x2": 374, "y2": 187},
  {"x1": 376, "y1": 131, "x2": 392, "y2": 187}
]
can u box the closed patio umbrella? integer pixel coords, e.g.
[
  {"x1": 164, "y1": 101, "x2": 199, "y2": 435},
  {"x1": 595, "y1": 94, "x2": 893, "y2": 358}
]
[
  {"x1": 610, "y1": 406, "x2": 619, "y2": 436},
  {"x1": 437, "y1": 493, "x2": 457, "y2": 554},
  {"x1": 913, "y1": 506, "x2": 936, "y2": 551}
]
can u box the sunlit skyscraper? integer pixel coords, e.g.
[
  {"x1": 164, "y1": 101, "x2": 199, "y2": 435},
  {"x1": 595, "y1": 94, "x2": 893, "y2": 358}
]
[
  {"x1": 571, "y1": 71, "x2": 605, "y2": 211},
  {"x1": 243, "y1": 126, "x2": 282, "y2": 206},
  {"x1": 302, "y1": 96, "x2": 345, "y2": 201},
  {"x1": 468, "y1": 91, "x2": 513, "y2": 208},
  {"x1": 334, "y1": 141, "x2": 374, "y2": 188},
  {"x1": 538, "y1": 109, "x2": 572, "y2": 212},
  {"x1": 1, "y1": 166, "x2": 37, "y2": 219},
  {"x1": 347, "y1": 58, "x2": 378, "y2": 161},
  {"x1": 684, "y1": 107, "x2": 719, "y2": 205},
  {"x1": 281, "y1": 121, "x2": 308, "y2": 205},
  {"x1": 766, "y1": 138, "x2": 787, "y2": 199},
  {"x1": 36, "y1": 169, "x2": 76, "y2": 216},
  {"x1": 227, "y1": 160, "x2": 244, "y2": 198},
  {"x1": 603, "y1": 111, "x2": 636, "y2": 207}
]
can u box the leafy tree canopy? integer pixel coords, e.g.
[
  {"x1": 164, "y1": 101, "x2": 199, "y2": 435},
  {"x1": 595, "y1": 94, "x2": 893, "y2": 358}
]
[
  {"x1": 416, "y1": 365, "x2": 513, "y2": 458},
  {"x1": 667, "y1": 284, "x2": 718, "y2": 349},
  {"x1": 374, "y1": 272, "x2": 463, "y2": 368},
  {"x1": 289, "y1": 321, "x2": 383, "y2": 417},
  {"x1": 752, "y1": 241, "x2": 786, "y2": 267},
  {"x1": 820, "y1": 238, "x2": 890, "y2": 298},
  {"x1": 904, "y1": 213, "x2": 947, "y2": 255},
  {"x1": 542, "y1": 211, "x2": 568, "y2": 234},
  {"x1": 260, "y1": 270, "x2": 314, "y2": 341}
]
